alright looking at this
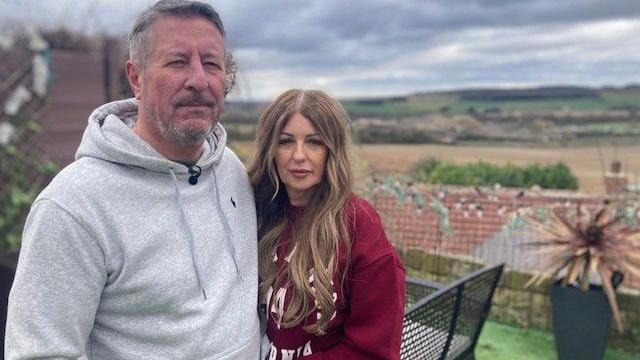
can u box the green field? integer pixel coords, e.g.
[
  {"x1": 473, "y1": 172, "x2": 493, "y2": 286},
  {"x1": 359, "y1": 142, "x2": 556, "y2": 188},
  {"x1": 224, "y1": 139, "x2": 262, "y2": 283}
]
[
  {"x1": 342, "y1": 97, "x2": 452, "y2": 118},
  {"x1": 226, "y1": 87, "x2": 640, "y2": 123},
  {"x1": 340, "y1": 88, "x2": 640, "y2": 118}
]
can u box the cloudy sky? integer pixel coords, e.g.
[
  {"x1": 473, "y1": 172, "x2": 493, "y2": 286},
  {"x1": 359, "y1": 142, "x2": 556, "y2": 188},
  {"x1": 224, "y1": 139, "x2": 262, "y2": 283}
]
[{"x1": 2, "y1": 0, "x2": 640, "y2": 100}]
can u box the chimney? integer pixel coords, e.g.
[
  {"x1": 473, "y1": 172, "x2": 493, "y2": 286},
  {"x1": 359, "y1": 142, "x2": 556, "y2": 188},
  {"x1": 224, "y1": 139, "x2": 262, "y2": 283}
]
[{"x1": 603, "y1": 161, "x2": 628, "y2": 194}]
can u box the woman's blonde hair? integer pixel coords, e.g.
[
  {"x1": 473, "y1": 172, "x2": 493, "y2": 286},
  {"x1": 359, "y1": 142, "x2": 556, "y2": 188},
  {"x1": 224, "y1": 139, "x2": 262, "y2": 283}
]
[{"x1": 248, "y1": 89, "x2": 354, "y2": 334}]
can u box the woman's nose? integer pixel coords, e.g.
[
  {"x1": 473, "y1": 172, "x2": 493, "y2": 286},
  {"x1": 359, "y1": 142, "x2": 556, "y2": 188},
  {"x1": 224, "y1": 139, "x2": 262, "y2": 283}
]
[{"x1": 292, "y1": 143, "x2": 306, "y2": 161}]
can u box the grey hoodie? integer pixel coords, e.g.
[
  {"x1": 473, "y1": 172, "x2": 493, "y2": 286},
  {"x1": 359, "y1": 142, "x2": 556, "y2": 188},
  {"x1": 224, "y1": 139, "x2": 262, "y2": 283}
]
[{"x1": 6, "y1": 99, "x2": 260, "y2": 359}]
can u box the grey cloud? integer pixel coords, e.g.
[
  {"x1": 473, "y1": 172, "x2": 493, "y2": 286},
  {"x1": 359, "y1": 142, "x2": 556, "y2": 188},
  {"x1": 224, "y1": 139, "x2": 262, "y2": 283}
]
[
  {"x1": 2, "y1": 0, "x2": 640, "y2": 98},
  {"x1": 223, "y1": 0, "x2": 640, "y2": 64},
  {"x1": 242, "y1": 0, "x2": 640, "y2": 44}
]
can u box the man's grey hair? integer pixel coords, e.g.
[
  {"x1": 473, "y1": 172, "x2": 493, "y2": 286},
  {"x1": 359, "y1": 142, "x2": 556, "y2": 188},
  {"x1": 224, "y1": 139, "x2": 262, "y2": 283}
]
[{"x1": 129, "y1": 0, "x2": 237, "y2": 95}]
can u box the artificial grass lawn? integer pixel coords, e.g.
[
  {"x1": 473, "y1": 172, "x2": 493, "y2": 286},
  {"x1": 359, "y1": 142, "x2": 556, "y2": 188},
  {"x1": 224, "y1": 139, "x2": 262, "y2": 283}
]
[{"x1": 476, "y1": 321, "x2": 639, "y2": 360}]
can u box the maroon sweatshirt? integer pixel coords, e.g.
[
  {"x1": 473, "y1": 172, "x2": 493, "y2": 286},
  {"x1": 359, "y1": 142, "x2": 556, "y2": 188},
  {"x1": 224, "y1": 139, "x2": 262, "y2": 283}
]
[{"x1": 263, "y1": 196, "x2": 405, "y2": 360}]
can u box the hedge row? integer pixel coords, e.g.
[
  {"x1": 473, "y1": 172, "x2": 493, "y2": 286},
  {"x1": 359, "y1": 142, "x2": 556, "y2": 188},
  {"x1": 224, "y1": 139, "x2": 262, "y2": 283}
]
[{"x1": 411, "y1": 158, "x2": 578, "y2": 189}]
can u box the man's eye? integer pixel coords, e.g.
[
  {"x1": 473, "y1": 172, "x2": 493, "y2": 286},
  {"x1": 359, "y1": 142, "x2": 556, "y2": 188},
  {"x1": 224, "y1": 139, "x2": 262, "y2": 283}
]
[
  {"x1": 204, "y1": 62, "x2": 221, "y2": 69},
  {"x1": 168, "y1": 60, "x2": 186, "y2": 66}
]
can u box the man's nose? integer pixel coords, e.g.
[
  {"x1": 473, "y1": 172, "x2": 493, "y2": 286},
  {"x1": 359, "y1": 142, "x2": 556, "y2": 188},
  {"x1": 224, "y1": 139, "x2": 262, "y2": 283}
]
[{"x1": 184, "y1": 62, "x2": 207, "y2": 92}]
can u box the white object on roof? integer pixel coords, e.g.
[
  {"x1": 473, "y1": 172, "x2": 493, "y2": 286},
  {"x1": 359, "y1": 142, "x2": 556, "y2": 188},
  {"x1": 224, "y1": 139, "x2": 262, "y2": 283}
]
[
  {"x1": 0, "y1": 122, "x2": 16, "y2": 145},
  {"x1": 0, "y1": 34, "x2": 15, "y2": 51},
  {"x1": 33, "y1": 54, "x2": 50, "y2": 97},
  {"x1": 4, "y1": 85, "x2": 32, "y2": 116},
  {"x1": 27, "y1": 28, "x2": 48, "y2": 52}
]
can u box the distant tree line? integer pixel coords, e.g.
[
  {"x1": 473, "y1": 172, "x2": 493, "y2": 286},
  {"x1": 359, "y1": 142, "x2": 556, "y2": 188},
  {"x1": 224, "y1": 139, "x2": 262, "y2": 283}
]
[
  {"x1": 355, "y1": 126, "x2": 441, "y2": 143},
  {"x1": 411, "y1": 158, "x2": 579, "y2": 190},
  {"x1": 455, "y1": 86, "x2": 599, "y2": 101}
]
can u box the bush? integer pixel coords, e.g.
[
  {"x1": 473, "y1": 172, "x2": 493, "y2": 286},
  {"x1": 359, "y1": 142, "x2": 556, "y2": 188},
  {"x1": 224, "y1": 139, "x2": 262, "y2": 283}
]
[
  {"x1": 1, "y1": 120, "x2": 59, "y2": 250},
  {"x1": 411, "y1": 158, "x2": 578, "y2": 190}
]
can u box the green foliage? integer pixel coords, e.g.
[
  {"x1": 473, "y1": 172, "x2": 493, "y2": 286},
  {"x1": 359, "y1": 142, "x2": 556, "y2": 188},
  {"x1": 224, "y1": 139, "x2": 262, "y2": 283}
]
[
  {"x1": 363, "y1": 175, "x2": 453, "y2": 235},
  {"x1": 632, "y1": 327, "x2": 640, "y2": 343},
  {"x1": 411, "y1": 158, "x2": 578, "y2": 190},
  {"x1": 408, "y1": 158, "x2": 441, "y2": 181},
  {"x1": 429, "y1": 198, "x2": 452, "y2": 234},
  {"x1": 0, "y1": 116, "x2": 58, "y2": 251},
  {"x1": 363, "y1": 175, "x2": 425, "y2": 210}
]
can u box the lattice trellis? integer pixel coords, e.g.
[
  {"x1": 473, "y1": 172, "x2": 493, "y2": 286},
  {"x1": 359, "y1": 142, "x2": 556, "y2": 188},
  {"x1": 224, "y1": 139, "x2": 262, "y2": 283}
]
[{"x1": 0, "y1": 29, "x2": 55, "y2": 251}]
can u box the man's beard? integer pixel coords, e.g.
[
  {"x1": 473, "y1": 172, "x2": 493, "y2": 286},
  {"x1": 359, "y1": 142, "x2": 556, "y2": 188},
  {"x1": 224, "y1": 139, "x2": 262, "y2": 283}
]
[{"x1": 146, "y1": 92, "x2": 217, "y2": 146}]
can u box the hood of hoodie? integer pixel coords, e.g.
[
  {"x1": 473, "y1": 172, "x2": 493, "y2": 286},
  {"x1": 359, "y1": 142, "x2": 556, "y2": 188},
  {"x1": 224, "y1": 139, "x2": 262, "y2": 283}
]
[
  {"x1": 7, "y1": 97, "x2": 260, "y2": 358},
  {"x1": 75, "y1": 97, "x2": 240, "y2": 299},
  {"x1": 76, "y1": 98, "x2": 227, "y2": 173}
]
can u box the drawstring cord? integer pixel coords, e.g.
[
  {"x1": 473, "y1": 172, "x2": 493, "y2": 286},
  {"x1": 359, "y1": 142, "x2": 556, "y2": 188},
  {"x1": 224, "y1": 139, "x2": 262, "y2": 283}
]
[
  {"x1": 169, "y1": 168, "x2": 208, "y2": 300},
  {"x1": 211, "y1": 170, "x2": 243, "y2": 282}
]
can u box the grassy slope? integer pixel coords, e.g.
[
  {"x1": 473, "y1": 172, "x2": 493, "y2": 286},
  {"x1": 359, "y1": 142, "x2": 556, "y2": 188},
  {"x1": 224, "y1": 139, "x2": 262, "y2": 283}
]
[
  {"x1": 342, "y1": 98, "x2": 451, "y2": 118},
  {"x1": 340, "y1": 89, "x2": 640, "y2": 117},
  {"x1": 476, "y1": 321, "x2": 639, "y2": 360},
  {"x1": 226, "y1": 88, "x2": 640, "y2": 123}
]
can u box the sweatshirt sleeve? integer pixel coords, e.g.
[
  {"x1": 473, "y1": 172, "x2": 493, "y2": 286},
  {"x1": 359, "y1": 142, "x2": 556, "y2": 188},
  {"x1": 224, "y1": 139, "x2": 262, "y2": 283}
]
[
  {"x1": 305, "y1": 199, "x2": 406, "y2": 360},
  {"x1": 5, "y1": 198, "x2": 107, "y2": 359}
]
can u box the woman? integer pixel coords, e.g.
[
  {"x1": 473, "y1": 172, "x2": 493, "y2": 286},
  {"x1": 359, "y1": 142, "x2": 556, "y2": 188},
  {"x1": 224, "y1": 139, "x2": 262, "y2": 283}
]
[{"x1": 249, "y1": 89, "x2": 405, "y2": 359}]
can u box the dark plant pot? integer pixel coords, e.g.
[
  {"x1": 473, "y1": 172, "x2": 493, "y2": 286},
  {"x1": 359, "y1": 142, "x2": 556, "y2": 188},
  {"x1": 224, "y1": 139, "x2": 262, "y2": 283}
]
[
  {"x1": 0, "y1": 250, "x2": 19, "y2": 355},
  {"x1": 551, "y1": 282, "x2": 612, "y2": 360}
]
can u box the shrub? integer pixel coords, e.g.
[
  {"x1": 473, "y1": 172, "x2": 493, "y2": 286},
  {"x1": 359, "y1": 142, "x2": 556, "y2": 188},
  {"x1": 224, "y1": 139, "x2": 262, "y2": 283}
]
[{"x1": 411, "y1": 158, "x2": 578, "y2": 190}]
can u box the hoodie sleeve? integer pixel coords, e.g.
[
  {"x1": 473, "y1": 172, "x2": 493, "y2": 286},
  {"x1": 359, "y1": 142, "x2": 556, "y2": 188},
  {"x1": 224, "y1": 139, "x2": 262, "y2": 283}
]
[
  {"x1": 305, "y1": 198, "x2": 406, "y2": 360},
  {"x1": 305, "y1": 256, "x2": 405, "y2": 360},
  {"x1": 5, "y1": 198, "x2": 107, "y2": 359}
]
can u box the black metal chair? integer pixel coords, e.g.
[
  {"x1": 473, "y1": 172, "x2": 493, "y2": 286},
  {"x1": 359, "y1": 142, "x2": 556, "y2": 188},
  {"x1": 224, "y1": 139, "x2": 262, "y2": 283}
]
[{"x1": 401, "y1": 263, "x2": 505, "y2": 360}]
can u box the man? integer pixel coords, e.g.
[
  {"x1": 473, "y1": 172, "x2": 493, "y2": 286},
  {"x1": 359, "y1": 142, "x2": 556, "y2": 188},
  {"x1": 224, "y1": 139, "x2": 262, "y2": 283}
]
[{"x1": 5, "y1": 1, "x2": 260, "y2": 358}]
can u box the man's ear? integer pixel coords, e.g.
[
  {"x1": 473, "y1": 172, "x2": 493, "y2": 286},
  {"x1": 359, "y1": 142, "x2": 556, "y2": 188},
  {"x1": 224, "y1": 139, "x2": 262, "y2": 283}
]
[{"x1": 125, "y1": 60, "x2": 143, "y2": 100}]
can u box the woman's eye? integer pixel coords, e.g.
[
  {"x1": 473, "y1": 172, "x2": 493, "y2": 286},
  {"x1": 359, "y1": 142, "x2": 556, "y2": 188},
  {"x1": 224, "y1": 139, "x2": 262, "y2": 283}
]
[
  {"x1": 278, "y1": 138, "x2": 293, "y2": 145},
  {"x1": 308, "y1": 138, "x2": 324, "y2": 146}
]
